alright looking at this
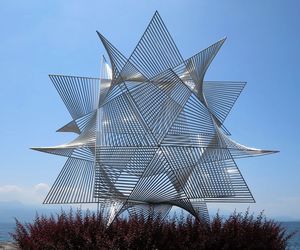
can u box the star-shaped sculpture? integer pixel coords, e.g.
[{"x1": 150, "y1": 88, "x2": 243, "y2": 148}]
[{"x1": 32, "y1": 12, "x2": 277, "y2": 223}]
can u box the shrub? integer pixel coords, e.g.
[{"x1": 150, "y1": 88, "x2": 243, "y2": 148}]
[{"x1": 11, "y1": 209, "x2": 294, "y2": 250}]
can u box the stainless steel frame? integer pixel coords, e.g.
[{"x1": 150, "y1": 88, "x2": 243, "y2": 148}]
[{"x1": 32, "y1": 12, "x2": 278, "y2": 223}]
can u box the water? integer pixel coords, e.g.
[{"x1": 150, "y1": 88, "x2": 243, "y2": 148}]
[
  {"x1": 281, "y1": 222, "x2": 300, "y2": 250},
  {"x1": 0, "y1": 221, "x2": 299, "y2": 248},
  {"x1": 0, "y1": 222, "x2": 15, "y2": 242}
]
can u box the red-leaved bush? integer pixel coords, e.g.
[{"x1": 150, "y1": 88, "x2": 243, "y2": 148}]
[{"x1": 11, "y1": 209, "x2": 294, "y2": 250}]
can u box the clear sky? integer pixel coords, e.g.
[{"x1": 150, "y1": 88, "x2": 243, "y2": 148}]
[{"x1": 0, "y1": 0, "x2": 299, "y2": 220}]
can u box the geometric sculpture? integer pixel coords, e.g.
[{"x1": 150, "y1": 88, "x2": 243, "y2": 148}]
[{"x1": 32, "y1": 12, "x2": 277, "y2": 223}]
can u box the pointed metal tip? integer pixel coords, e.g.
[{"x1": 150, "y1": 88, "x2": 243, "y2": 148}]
[
  {"x1": 219, "y1": 37, "x2": 227, "y2": 44},
  {"x1": 31, "y1": 146, "x2": 53, "y2": 151},
  {"x1": 56, "y1": 128, "x2": 68, "y2": 133},
  {"x1": 96, "y1": 32, "x2": 111, "y2": 47},
  {"x1": 153, "y1": 10, "x2": 161, "y2": 20},
  {"x1": 266, "y1": 149, "x2": 280, "y2": 153},
  {"x1": 30, "y1": 147, "x2": 40, "y2": 151},
  {"x1": 259, "y1": 149, "x2": 280, "y2": 155},
  {"x1": 96, "y1": 30, "x2": 102, "y2": 38},
  {"x1": 96, "y1": 32, "x2": 108, "y2": 49},
  {"x1": 96, "y1": 31, "x2": 106, "y2": 41}
]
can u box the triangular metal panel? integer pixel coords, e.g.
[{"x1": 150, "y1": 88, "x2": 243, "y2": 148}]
[
  {"x1": 94, "y1": 147, "x2": 157, "y2": 199},
  {"x1": 44, "y1": 158, "x2": 97, "y2": 204},
  {"x1": 185, "y1": 38, "x2": 226, "y2": 99},
  {"x1": 49, "y1": 75, "x2": 100, "y2": 120},
  {"x1": 98, "y1": 90, "x2": 156, "y2": 147},
  {"x1": 129, "y1": 148, "x2": 186, "y2": 203},
  {"x1": 128, "y1": 11, "x2": 184, "y2": 78},
  {"x1": 162, "y1": 94, "x2": 220, "y2": 147},
  {"x1": 203, "y1": 81, "x2": 245, "y2": 124},
  {"x1": 56, "y1": 120, "x2": 81, "y2": 134},
  {"x1": 96, "y1": 32, "x2": 127, "y2": 84},
  {"x1": 128, "y1": 70, "x2": 190, "y2": 143}
]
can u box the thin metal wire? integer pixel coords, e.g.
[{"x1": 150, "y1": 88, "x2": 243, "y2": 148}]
[{"x1": 33, "y1": 12, "x2": 278, "y2": 224}]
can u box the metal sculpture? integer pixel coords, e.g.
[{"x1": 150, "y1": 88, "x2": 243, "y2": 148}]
[{"x1": 32, "y1": 12, "x2": 277, "y2": 223}]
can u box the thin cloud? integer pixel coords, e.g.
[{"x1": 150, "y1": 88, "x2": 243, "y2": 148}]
[{"x1": 0, "y1": 183, "x2": 50, "y2": 204}]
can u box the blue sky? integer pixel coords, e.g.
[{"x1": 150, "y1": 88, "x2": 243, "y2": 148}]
[{"x1": 0, "y1": 0, "x2": 299, "y2": 220}]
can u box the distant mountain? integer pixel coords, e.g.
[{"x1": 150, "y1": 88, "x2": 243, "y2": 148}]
[
  {"x1": 0, "y1": 201, "x2": 99, "y2": 223},
  {"x1": 0, "y1": 201, "x2": 59, "y2": 223},
  {"x1": 1, "y1": 201, "x2": 299, "y2": 223}
]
